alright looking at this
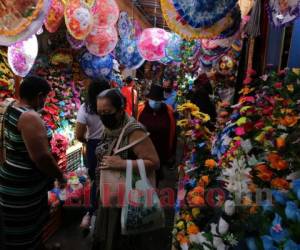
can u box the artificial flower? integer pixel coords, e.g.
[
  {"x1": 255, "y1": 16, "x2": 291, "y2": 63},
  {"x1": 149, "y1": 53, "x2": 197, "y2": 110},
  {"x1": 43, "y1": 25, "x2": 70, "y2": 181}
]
[
  {"x1": 270, "y1": 213, "x2": 289, "y2": 243},
  {"x1": 285, "y1": 201, "x2": 298, "y2": 221},
  {"x1": 187, "y1": 223, "x2": 200, "y2": 234},
  {"x1": 218, "y1": 217, "x2": 229, "y2": 235},
  {"x1": 279, "y1": 115, "x2": 299, "y2": 127},
  {"x1": 255, "y1": 164, "x2": 273, "y2": 182},
  {"x1": 287, "y1": 84, "x2": 294, "y2": 92},
  {"x1": 276, "y1": 137, "x2": 285, "y2": 149},
  {"x1": 261, "y1": 235, "x2": 277, "y2": 250},
  {"x1": 177, "y1": 119, "x2": 189, "y2": 127},
  {"x1": 271, "y1": 178, "x2": 290, "y2": 190},
  {"x1": 224, "y1": 200, "x2": 235, "y2": 216},
  {"x1": 272, "y1": 190, "x2": 288, "y2": 205},
  {"x1": 204, "y1": 159, "x2": 216, "y2": 169},
  {"x1": 274, "y1": 82, "x2": 283, "y2": 89},
  {"x1": 192, "y1": 208, "x2": 200, "y2": 218},
  {"x1": 284, "y1": 240, "x2": 300, "y2": 250},
  {"x1": 267, "y1": 153, "x2": 288, "y2": 171}
]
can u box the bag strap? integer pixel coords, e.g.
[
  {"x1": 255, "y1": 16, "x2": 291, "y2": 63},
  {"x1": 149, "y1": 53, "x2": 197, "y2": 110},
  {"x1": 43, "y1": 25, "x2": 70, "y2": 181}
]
[
  {"x1": 125, "y1": 160, "x2": 133, "y2": 195},
  {"x1": 114, "y1": 132, "x2": 150, "y2": 155},
  {"x1": 114, "y1": 121, "x2": 132, "y2": 153},
  {"x1": 137, "y1": 159, "x2": 148, "y2": 184}
]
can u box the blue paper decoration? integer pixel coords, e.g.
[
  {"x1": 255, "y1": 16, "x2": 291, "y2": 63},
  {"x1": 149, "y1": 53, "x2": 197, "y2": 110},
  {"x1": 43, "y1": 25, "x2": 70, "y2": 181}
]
[
  {"x1": 115, "y1": 38, "x2": 145, "y2": 70},
  {"x1": 165, "y1": 33, "x2": 182, "y2": 62},
  {"x1": 118, "y1": 12, "x2": 134, "y2": 39},
  {"x1": 172, "y1": 0, "x2": 237, "y2": 28},
  {"x1": 79, "y1": 51, "x2": 113, "y2": 79}
]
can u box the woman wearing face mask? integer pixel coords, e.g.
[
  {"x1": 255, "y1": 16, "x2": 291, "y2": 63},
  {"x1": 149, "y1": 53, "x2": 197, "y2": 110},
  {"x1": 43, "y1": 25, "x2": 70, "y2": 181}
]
[
  {"x1": 92, "y1": 88, "x2": 160, "y2": 250},
  {"x1": 137, "y1": 84, "x2": 176, "y2": 187}
]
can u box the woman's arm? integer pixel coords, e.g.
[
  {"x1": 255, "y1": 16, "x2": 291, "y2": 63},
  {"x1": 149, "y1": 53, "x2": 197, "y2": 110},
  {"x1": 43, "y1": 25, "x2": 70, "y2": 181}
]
[
  {"x1": 75, "y1": 122, "x2": 87, "y2": 143},
  {"x1": 101, "y1": 130, "x2": 160, "y2": 171}
]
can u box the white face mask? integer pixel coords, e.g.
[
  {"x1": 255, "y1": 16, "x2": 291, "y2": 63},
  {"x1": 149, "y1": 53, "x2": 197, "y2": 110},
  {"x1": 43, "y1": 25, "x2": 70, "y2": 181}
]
[{"x1": 149, "y1": 100, "x2": 162, "y2": 110}]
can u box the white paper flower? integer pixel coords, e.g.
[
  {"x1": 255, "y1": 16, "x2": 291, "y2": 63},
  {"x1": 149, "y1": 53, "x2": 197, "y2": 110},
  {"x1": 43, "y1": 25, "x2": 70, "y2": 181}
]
[
  {"x1": 218, "y1": 217, "x2": 229, "y2": 235},
  {"x1": 224, "y1": 200, "x2": 235, "y2": 216}
]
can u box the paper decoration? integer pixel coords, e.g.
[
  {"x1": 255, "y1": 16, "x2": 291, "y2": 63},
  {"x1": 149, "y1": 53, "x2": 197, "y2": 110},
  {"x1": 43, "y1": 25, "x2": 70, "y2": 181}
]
[
  {"x1": 217, "y1": 7, "x2": 241, "y2": 39},
  {"x1": 7, "y1": 35, "x2": 38, "y2": 77},
  {"x1": 115, "y1": 38, "x2": 145, "y2": 70},
  {"x1": 62, "y1": 0, "x2": 95, "y2": 8},
  {"x1": 118, "y1": 12, "x2": 134, "y2": 39},
  {"x1": 172, "y1": 0, "x2": 237, "y2": 28},
  {"x1": 86, "y1": 25, "x2": 118, "y2": 57},
  {"x1": 50, "y1": 49, "x2": 73, "y2": 65},
  {"x1": 267, "y1": 0, "x2": 300, "y2": 27},
  {"x1": 79, "y1": 51, "x2": 113, "y2": 78},
  {"x1": 64, "y1": 0, "x2": 93, "y2": 40},
  {"x1": 91, "y1": 0, "x2": 119, "y2": 26},
  {"x1": 0, "y1": 0, "x2": 50, "y2": 46},
  {"x1": 66, "y1": 31, "x2": 85, "y2": 49},
  {"x1": 165, "y1": 33, "x2": 182, "y2": 62},
  {"x1": 161, "y1": 0, "x2": 234, "y2": 40},
  {"x1": 214, "y1": 55, "x2": 236, "y2": 75},
  {"x1": 137, "y1": 28, "x2": 170, "y2": 61},
  {"x1": 44, "y1": 0, "x2": 64, "y2": 33}
]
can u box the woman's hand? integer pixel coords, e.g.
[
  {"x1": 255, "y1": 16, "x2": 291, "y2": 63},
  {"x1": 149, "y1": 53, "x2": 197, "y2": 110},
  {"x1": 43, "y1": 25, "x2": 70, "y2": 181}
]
[{"x1": 100, "y1": 155, "x2": 125, "y2": 170}]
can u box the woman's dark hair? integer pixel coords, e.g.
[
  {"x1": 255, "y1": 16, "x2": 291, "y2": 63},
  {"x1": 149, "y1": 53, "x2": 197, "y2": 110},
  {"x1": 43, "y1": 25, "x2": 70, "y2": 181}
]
[
  {"x1": 97, "y1": 88, "x2": 126, "y2": 111},
  {"x1": 85, "y1": 78, "x2": 110, "y2": 114},
  {"x1": 19, "y1": 76, "x2": 51, "y2": 100}
]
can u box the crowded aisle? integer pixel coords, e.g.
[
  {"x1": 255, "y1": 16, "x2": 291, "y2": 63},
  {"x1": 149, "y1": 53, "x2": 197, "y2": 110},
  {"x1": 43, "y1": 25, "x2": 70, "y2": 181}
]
[{"x1": 1, "y1": 0, "x2": 300, "y2": 250}]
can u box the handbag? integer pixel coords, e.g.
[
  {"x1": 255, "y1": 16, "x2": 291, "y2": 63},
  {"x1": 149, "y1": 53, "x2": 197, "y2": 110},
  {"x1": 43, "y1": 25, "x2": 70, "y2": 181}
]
[
  {"x1": 99, "y1": 122, "x2": 150, "y2": 207},
  {"x1": 121, "y1": 159, "x2": 165, "y2": 235}
]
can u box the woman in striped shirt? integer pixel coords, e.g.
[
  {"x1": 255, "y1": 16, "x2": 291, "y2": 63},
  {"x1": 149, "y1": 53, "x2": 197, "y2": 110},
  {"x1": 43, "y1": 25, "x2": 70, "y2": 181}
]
[{"x1": 0, "y1": 76, "x2": 63, "y2": 250}]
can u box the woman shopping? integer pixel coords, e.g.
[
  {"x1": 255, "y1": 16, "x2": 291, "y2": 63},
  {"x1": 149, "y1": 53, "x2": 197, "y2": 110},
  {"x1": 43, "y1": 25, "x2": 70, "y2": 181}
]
[
  {"x1": 92, "y1": 88, "x2": 160, "y2": 250},
  {"x1": 76, "y1": 78, "x2": 110, "y2": 230}
]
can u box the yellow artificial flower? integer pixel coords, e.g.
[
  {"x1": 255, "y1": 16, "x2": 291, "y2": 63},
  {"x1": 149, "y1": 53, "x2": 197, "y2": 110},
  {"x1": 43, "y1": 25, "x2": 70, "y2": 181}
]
[
  {"x1": 176, "y1": 221, "x2": 185, "y2": 230},
  {"x1": 177, "y1": 102, "x2": 199, "y2": 113},
  {"x1": 177, "y1": 119, "x2": 189, "y2": 127},
  {"x1": 191, "y1": 111, "x2": 210, "y2": 122},
  {"x1": 292, "y1": 68, "x2": 300, "y2": 75},
  {"x1": 287, "y1": 84, "x2": 294, "y2": 92}
]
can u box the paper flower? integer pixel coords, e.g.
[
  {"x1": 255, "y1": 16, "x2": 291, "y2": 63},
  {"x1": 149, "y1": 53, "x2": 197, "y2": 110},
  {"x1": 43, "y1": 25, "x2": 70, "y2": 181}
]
[{"x1": 45, "y1": 0, "x2": 64, "y2": 33}]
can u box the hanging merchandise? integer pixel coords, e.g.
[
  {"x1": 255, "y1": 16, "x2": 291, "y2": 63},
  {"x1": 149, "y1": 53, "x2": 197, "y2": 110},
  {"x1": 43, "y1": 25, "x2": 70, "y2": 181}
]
[
  {"x1": 165, "y1": 33, "x2": 183, "y2": 62},
  {"x1": 118, "y1": 12, "x2": 134, "y2": 39},
  {"x1": 91, "y1": 0, "x2": 119, "y2": 26},
  {"x1": 267, "y1": 0, "x2": 300, "y2": 27},
  {"x1": 0, "y1": 49, "x2": 15, "y2": 100},
  {"x1": 85, "y1": 25, "x2": 118, "y2": 57},
  {"x1": 79, "y1": 51, "x2": 113, "y2": 79},
  {"x1": 50, "y1": 49, "x2": 73, "y2": 66},
  {"x1": 66, "y1": 31, "x2": 85, "y2": 49},
  {"x1": 115, "y1": 38, "x2": 145, "y2": 70},
  {"x1": 160, "y1": 0, "x2": 235, "y2": 40},
  {"x1": 62, "y1": 0, "x2": 95, "y2": 8},
  {"x1": 7, "y1": 35, "x2": 38, "y2": 77},
  {"x1": 0, "y1": 0, "x2": 50, "y2": 46},
  {"x1": 214, "y1": 55, "x2": 236, "y2": 75},
  {"x1": 64, "y1": 0, "x2": 93, "y2": 40},
  {"x1": 44, "y1": 0, "x2": 64, "y2": 33},
  {"x1": 172, "y1": 0, "x2": 237, "y2": 28},
  {"x1": 137, "y1": 28, "x2": 170, "y2": 61}
]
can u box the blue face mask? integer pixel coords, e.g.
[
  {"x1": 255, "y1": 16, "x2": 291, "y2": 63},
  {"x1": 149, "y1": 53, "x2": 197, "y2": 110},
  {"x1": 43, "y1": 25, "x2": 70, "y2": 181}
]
[{"x1": 149, "y1": 100, "x2": 162, "y2": 110}]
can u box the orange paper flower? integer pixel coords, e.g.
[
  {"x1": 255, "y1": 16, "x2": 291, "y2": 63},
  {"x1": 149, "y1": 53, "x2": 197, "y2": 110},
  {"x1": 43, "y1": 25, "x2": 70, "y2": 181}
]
[
  {"x1": 276, "y1": 137, "x2": 286, "y2": 149},
  {"x1": 187, "y1": 224, "x2": 200, "y2": 235},
  {"x1": 279, "y1": 115, "x2": 299, "y2": 127},
  {"x1": 205, "y1": 159, "x2": 216, "y2": 169},
  {"x1": 267, "y1": 153, "x2": 288, "y2": 171},
  {"x1": 271, "y1": 178, "x2": 290, "y2": 190},
  {"x1": 255, "y1": 164, "x2": 273, "y2": 181}
]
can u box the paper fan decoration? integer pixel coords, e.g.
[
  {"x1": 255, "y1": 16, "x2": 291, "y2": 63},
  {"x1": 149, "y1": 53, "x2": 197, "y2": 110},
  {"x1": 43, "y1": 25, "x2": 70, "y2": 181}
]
[
  {"x1": 64, "y1": 0, "x2": 93, "y2": 40},
  {"x1": 172, "y1": 0, "x2": 237, "y2": 28},
  {"x1": 115, "y1": 38, "x2": 145, "y2": 70},
  {"x1": 8, "y1": 35, "x2": 38, "y2": 77},
  {"x1": 91, "y1": 0, "x2": 119, "y2": 26},
  {"x1": 137, "y1": 28, "x2": 170, "y2": 61},
  {"x1": 266, "y1": 0, "x2": 300, "y2": 27},
  {"x1": 161, "y1": 0, "x2": 234, "y2": 40},
  {"x1": 118, "y1": 12, "x2": 134, "y2": 39},
  {"x1": 165, "y1": 33, "x2": 182, "y2": 62},
  {"x1": 238, "y1": 0, "x2": 254, "y2": 17},
  {"x1": 86, "y1": 25, "x2": 118, "y2": 57},
  {"x1": 66, "y1": 31, "x2": 85, "y2": 49},
  {"x1": 79, "y1": 51, "x2": 113, "y2": 78},
  {"x1": 45, "y1": 0, "x2": 64, "y2": 33},
  {"x1": 0, "y1": 0, "x2": 50, "y2": 46}
]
